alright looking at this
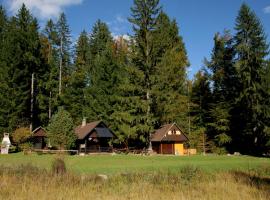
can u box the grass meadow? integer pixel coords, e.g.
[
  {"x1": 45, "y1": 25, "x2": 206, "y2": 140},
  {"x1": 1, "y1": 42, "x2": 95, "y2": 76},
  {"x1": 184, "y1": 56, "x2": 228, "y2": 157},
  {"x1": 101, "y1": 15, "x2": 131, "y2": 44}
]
[{"x1": 0, "y1": 153, "x2": 269, "y2": 199}]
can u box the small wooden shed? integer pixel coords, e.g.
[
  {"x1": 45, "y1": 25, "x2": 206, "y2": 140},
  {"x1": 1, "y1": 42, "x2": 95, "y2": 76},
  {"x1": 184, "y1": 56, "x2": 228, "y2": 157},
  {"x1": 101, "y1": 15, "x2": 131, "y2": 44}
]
[
  {"x1": 75, "y1": 120, "x2": 116, "y2": 153},
  {"x1": 151, "y1": 123, "x2": 188, "y2": 155},
  {"x1": 32, "y1": 127, "x2": 47, "y2": 149}
]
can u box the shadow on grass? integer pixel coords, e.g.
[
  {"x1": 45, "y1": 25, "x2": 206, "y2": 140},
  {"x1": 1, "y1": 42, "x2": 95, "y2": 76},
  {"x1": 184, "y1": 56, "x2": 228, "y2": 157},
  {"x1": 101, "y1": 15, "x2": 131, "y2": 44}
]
[{"x1": 231, "y1": 170, "x2": 270, "y2": 194}]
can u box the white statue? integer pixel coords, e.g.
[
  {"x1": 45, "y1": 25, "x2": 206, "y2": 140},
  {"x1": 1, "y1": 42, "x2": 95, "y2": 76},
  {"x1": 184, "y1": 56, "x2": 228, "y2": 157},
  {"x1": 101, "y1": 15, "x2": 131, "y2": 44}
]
[{"x1": 1, "y1": 133, "x2": 11, "y2": 154}]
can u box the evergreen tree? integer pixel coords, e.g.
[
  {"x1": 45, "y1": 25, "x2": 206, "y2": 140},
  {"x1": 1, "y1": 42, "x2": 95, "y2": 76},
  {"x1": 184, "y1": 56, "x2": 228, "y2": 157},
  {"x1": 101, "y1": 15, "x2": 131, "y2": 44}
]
[
  {"x1": 63, "y1": 30, "x2": 90, "y2": 124},
  {"x1": 42, "y1": 19, "x2": 60, "y2": 119},
  {"x1": 206, "y1": 32, "x2": 235, "y2": 152},
  {"x1": 262, "y1": 60, "x2": 270, "y2": 150},
  {"x1": 233, "y1": 3, "x2": 269, "y2": 154},
  {"x1": 0, "y1": 6, "x2": 10, "y2": 134},
  {"x1": 2, "y1": 4, "x2": 47, "y2": 130},
  {"x1": 110, "y1": 37, "x2": 146, "y2": 147},
  {"x1": 84, "y1": 20, "x2": 119, "y2": 124},
  {"x1": 47, "y1": 107, "x2": 76, "y2": 149},
  {"x1": 128, "y1": 0, "x2": 161, "y2": 146},
  {"x1": 152, "y1": 11, "x2": 189, "y2": 131},
  {"x1": 56, "y1": 13, "x2": 72, "y2": 95},
  {"x1": 190, "y1": 71, "x2": 212, "y2": 153}
]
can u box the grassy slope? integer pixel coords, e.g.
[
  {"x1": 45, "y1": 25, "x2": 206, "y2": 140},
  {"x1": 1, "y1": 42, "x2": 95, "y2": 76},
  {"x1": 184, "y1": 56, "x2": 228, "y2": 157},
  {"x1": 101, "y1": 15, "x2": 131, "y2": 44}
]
[{"x1": 0, "y1": 153, "x2": 269, "y2": 174}]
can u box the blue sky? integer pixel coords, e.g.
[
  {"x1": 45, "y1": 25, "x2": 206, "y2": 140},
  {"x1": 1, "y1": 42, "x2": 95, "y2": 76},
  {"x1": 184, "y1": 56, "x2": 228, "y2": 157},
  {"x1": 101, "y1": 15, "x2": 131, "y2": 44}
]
[{"x1": 1, "y1": 0, "x2": 270, "y2": 79}]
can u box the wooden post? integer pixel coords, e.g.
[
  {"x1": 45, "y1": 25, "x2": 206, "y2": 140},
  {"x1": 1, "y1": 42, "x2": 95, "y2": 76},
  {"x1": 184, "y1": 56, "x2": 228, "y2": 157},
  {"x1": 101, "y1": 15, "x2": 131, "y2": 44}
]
[{"x1": 160, "y1": 143, "x2": 163, "y2": 154}]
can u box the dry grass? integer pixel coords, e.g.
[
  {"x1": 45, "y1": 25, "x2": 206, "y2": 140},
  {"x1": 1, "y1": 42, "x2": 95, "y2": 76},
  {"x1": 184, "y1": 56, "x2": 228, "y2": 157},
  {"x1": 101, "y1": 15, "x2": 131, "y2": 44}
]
[{"x1": 0, "y1": 164, "x2": 269, "y2": 200}]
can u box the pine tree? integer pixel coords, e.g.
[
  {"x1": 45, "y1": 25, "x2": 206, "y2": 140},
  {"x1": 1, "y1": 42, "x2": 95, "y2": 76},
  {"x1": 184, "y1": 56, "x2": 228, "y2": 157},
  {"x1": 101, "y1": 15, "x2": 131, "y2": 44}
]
[
  {"x1": 190, "y1": 71, "x2": 212, "y2": 153},
  {"x1": 0, "y1": 6, "x2": 10, "y2": 134},
  {"x1": 47, "y1": 107, "x2": 76, "y2": 149},
  {"x1": 56, "y1": 13, "x2": 72, "y2": 95},
  {"x1": 262, "y1": 60, "x2": 270, "y2": 150},
  {"x1": 233, "y1": 3, "x2": 269, "y2": 154},
  {"x1": 63, "y1": 30, "x2": 90, "y2": 124},
  {"x1": 128, "y1": 0, "x2": 161, "y2": 146},
  {"x1": 2, "y1": 4, "x2": 47, "y2": 131},
  {"x1": 84, "y1": 20, "x2": 119, "y2": 124},
  {"x1": 110, "y1": 37, "x2": 146, "y2": 147},
  {"x1": 42, "y1": 19, "x2": 60, "y2": 119},
  {"x1": 206, "y1": 32, "x2": 235, "y2": 152},
  {"x1": 152, "y1": 11, "x2": 189, "y2": 131}
]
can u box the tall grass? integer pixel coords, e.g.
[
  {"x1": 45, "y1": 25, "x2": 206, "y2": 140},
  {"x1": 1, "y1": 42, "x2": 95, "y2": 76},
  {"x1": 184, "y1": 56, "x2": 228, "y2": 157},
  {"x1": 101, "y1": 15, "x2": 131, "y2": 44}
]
[{"x1": 0, "y1": 164, "x2": 269, "y2": 200}]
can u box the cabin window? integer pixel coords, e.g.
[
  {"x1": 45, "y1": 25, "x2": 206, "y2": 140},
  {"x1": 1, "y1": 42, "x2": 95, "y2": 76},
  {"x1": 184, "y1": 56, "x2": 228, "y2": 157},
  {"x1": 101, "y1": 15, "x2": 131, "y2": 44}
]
[
  {"x1": 168, "y1": 130, "x2": 172, "y2": 135},
  {"x1": 176, "y1": 130, "x2": 181, "y2": 135}
]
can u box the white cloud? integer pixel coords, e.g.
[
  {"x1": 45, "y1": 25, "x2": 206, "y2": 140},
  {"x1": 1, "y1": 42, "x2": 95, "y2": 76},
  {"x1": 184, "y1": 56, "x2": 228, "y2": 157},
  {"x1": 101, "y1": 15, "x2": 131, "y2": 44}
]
[
  {"x1": 112, "y1": 34, "x2": 131, "y2": 41},
  {"x1": 263, "y1": 6, "x2": 270, "y2": 13},
  {"x1": 4, "y1": 0, "x2": 84, "y2": 19},
  {"x1": 107, "y1": 14, "x2": 130, "y2": 36},
  {"x1": 116, "y1": 15, "x2": 126, "y2": 23}
]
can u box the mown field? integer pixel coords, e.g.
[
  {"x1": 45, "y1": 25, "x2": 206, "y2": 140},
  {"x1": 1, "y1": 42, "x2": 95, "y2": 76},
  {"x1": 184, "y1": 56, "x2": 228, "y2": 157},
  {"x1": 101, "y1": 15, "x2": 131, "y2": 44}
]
[
  {"x1": 0, "y1": 153, "x2": 269, "y2": 200},
  {"x1": 0, "y1": 153, "x2": 269, "y2": 174}
]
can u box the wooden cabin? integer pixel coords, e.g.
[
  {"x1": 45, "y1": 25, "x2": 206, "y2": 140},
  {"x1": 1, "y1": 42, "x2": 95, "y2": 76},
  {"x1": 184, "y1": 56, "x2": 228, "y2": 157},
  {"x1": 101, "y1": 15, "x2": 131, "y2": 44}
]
[
  {"x1": 32, "y1": 127, "x2": 47, "y2": 149},
  {"x1": 75, "y1": 120, "x2": 116, "y2": 153},
  {"x1": 151, "y1": 123, "x2": 188, "y2": 155}
]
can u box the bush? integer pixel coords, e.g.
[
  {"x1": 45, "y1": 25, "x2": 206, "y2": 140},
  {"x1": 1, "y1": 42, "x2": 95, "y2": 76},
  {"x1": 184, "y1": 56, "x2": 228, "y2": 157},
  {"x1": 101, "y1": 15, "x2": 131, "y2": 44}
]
[{"x1": 12, "y1": 127, "x2": 32, "y2": 152}]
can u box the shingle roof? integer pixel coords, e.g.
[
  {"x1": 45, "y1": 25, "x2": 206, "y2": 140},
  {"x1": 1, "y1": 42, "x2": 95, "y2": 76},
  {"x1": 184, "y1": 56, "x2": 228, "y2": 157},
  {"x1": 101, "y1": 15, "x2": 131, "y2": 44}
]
[
  {"x1": 75, "y1": 121, "x2": 101, "y2": 140},
  {"x1": 95, "y1": 127, "x2": 114, "y2": 138},
  {"x1": 32, "y1": 127, "x2": 46, "y2": 137},
  {"x1": 151, "y1": 123, "x2": 188, "y2": 142}
]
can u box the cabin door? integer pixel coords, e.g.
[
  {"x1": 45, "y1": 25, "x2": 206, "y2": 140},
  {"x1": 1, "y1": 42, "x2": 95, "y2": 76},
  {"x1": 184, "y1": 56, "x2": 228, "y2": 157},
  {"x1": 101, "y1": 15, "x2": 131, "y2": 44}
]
[{"x1": 161, "y1": 143, "x2": 174, "y2": 154}]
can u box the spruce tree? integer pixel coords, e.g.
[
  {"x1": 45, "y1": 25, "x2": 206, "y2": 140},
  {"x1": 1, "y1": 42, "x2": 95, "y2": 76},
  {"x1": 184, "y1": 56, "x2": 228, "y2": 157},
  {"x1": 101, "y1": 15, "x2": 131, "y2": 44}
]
[
  {"x1": 206, "y1": 32, "x2": 235, "y2": 152},
  {"x1": 233, "y1": 3, "x2": 269, "y2": 154},
  {"x1": 84, "y1": 20, "x2": 119, "y2": 123},
  {"x1": 47, "y1": 107, "x2": 76, "y2": 149},
  {"x1": 190, "y1": 71, "x2": 212, "y2": 153},
  {"x1": 2, "y1": 4, "x2": 47, "y2": 130},
  {"x1": 56, "y1": 13, "x2": 72, "y2": 95},
  {"x1": 152, "y1": 11, "x2": 189, "y2": 131},
  {"x1": 42, "y1": 19, "x2": 60, "y2": 119},
  {"x1": 128, "y1": 0, "x2": 161, "y2": 146},
  {"x1": 0, "y1": 6, "x2": 10, "y2": 134},
  {"x1": 110, "y1": 37, "x2": 146, "y2": 147},
  {"x1": 63, "y1": 30, "x2": 90, "y2": 124}
]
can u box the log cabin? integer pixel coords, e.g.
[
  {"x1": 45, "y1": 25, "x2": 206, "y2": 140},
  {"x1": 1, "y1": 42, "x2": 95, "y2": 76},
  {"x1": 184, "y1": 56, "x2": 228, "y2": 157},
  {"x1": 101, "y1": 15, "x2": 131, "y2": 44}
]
[
  {"x1": 32, "y1": 127, "x2": 47, "y2": 149},
  {"x1": 151, "y1": 123, "x2": 188, "y2": 155},
  {"x1": 75, "y1": 120, "x2": 116, "y2": 153}
]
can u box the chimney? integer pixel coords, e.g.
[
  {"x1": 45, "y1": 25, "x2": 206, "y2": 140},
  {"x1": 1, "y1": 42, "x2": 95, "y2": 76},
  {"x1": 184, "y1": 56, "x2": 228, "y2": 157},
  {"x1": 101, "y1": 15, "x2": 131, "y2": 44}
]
[{"x1": 82, "y1": 118, "x2": 87, "y2": 127}]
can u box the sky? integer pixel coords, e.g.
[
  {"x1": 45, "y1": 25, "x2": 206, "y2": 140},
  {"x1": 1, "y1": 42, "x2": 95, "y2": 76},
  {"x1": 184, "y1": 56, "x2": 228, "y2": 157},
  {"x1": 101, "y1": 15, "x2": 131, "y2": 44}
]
[{"x1": 1, "y1": 0, "x2": 270, "y2": 79}]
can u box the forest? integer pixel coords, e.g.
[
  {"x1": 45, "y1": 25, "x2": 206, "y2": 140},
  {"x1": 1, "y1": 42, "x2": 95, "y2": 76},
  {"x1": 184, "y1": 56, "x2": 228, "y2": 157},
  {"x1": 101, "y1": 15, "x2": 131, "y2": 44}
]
[{"x1": 0, "y1": 0, "x2": 269, "y2": 155}]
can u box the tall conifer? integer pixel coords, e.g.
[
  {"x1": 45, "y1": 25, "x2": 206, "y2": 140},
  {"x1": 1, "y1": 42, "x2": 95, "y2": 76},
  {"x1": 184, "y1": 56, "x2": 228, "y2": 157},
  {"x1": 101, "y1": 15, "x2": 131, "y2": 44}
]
[{"x1": 233, "y1": 3, "x2": 269, "y2": 153}]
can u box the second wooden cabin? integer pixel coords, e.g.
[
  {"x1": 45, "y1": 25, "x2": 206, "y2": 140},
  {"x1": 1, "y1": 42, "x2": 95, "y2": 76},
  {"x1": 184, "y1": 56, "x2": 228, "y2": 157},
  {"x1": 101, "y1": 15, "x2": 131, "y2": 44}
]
[
  {"x1": 75, "y1": 119, "x2": 116, "y2": 153},
  {"x1": 151, "y1": 123, "x2": 188, "y2": 155}
]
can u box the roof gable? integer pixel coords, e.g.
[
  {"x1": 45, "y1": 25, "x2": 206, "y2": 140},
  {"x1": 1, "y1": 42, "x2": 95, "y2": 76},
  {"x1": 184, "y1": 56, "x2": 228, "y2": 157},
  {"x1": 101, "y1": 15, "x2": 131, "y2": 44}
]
[
  {"x1": 75, "y1": 121, "x2": 101, "y2": 139},
  {"x1": 75, "y1": 121, "x2": 116, "y2": 140},
  {"x1": 151, "y1": 123, "x2": 188, "y2": 142},
  {"x1": 32, "y1": 127, "x2": 47, "y2": 137}
]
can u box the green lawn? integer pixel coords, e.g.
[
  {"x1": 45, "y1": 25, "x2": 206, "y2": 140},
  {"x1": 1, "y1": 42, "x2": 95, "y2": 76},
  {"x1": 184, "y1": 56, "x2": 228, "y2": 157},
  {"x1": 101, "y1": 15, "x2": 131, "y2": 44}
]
[{"x1": 0, "y1": 153, "x2": 269, "y2": 174}]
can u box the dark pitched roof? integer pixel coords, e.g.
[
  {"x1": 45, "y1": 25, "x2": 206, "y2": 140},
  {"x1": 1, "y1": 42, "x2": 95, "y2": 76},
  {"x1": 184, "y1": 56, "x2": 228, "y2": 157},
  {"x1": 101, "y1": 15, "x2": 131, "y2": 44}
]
[
  {"x1": 75, "y1": 121, "x2": 101, "y2": 140},
  {"x1": 151, "y1": 123, "x2": 188, "y2": 142},
  {"x1": 32, "y1": 127, "x2": 46, "y2": 137},
  {"x1": 95, "y1": 127, "x2": 114, "y2": 138}
]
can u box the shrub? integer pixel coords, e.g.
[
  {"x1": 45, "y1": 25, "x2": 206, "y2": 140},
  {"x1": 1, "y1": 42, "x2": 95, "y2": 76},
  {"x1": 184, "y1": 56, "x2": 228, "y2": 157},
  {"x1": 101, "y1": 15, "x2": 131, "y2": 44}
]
[{"x1": 12, "y1": 127, "x2": 32, "y2": 152}]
